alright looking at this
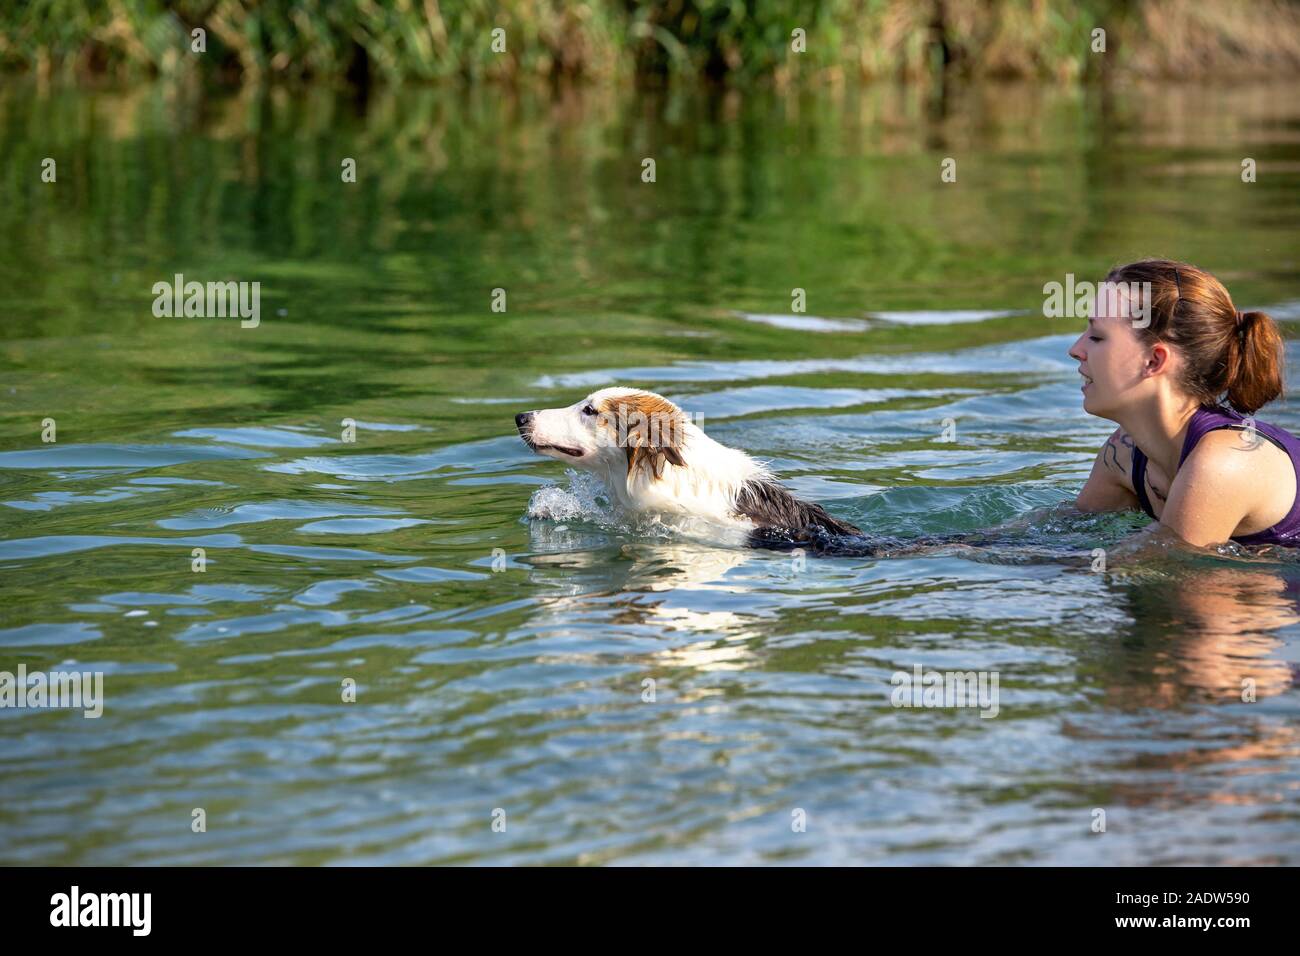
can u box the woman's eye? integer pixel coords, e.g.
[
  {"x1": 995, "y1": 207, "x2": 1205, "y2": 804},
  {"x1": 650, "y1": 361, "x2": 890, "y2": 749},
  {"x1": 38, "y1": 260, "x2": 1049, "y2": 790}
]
[
  {"x1": 1089, "y1": 336, "x2": 1102, "y2": 343},
  {"x1": 581, "y1": 404, "x2": 597, "y2": 416}
]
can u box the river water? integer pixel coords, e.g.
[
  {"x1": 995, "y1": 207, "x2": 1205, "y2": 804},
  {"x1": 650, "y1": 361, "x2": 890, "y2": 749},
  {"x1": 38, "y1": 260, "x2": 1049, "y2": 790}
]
[{"x1": 1, "y1": 80, "x2": 1298, "y2": 864}]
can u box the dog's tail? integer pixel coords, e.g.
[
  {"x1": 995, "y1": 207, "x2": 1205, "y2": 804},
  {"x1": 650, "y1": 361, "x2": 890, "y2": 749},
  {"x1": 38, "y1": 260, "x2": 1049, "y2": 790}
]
[{"x1": 734, "y1": 479, "x2": 863, "y2": 538}]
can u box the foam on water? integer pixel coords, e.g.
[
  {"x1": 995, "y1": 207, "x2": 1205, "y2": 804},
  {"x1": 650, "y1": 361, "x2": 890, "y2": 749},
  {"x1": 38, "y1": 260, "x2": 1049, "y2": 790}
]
[{"x1": 525, "y1": 469, "x2": 616, "y2": 524}]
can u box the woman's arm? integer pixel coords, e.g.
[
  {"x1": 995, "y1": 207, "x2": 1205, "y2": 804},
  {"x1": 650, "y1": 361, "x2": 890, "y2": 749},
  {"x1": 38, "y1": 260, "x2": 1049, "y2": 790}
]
[{"x1": 1075, "y1": 427, "x2": 1139, "y2": 512}]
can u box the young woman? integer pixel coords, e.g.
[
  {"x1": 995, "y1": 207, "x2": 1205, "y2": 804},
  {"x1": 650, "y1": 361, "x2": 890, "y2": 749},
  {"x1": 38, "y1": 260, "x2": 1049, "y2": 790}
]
[{"x1": 1071, "y1": 259, "x2": 1298, "y2": 548}]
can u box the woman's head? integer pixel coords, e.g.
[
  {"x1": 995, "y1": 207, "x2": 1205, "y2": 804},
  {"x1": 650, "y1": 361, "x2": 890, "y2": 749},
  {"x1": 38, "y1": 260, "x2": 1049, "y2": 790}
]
[{"x1": 1068, "y1": 259, "x2": 1284, "y2": 419}]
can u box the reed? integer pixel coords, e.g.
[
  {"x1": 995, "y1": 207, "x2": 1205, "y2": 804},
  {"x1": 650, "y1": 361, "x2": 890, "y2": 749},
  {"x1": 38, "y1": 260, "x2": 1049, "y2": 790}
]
[{"x1": 2, "y1": 0, "x2": 1298, "y2": 84}]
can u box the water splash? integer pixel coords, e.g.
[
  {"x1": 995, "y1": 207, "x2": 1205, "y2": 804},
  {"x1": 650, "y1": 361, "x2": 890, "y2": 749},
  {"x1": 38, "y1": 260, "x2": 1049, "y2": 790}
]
[
  {"x1": 525, "y1": 469, "x2": 616, "y2": 524},
  {"x1": 524, "y1": 469, "x2": 751, "y2": 547}
]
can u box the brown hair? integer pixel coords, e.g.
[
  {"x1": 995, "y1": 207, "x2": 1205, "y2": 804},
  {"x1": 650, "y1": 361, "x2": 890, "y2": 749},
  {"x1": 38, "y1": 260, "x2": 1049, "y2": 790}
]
[
  {"x1": 598, "y1": 392, "x2": 687, "y2": 480},
  {"x1": 1105, "y1": 259, "x2": 1285, "y2": 415}
]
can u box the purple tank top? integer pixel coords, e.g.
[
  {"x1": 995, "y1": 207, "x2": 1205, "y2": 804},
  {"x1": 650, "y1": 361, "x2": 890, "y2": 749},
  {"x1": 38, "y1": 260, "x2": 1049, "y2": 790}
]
[{"x1": 1131, "y1": 405, "x2": 1300, "y2": 546}]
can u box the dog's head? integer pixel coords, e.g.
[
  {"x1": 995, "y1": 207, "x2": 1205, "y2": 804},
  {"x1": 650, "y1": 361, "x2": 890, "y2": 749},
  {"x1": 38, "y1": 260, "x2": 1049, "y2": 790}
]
[{"x1": 516, "y1": 387, "x2": 688, "y2": 480}]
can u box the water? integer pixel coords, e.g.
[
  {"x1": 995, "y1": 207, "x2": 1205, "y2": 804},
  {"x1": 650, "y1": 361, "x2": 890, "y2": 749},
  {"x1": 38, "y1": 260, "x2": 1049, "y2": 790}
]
[{"x1": 2, "y1": 80, "x2": 1299, "y2": 865}]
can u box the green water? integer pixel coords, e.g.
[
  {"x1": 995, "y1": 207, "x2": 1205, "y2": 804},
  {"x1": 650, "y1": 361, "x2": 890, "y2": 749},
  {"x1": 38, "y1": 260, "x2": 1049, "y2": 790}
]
[{"x1": 1, "y1": 80, "x2": 1298, "y2": 864}]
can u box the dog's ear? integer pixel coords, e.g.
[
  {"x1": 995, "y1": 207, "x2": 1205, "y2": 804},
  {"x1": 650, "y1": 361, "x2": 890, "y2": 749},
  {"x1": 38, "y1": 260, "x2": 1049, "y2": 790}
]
[
  {"x1": 625, "y1": 443, "x2": 686, "y2": 480},
  {"x1": 610, "y1": 396, "x2": 687, "y2": 480}
]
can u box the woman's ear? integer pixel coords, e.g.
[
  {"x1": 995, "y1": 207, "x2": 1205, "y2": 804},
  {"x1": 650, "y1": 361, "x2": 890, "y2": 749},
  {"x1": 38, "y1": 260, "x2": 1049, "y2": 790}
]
[{"x1": 1145, "y1": 341, "x2": 1172, "y2": 377}]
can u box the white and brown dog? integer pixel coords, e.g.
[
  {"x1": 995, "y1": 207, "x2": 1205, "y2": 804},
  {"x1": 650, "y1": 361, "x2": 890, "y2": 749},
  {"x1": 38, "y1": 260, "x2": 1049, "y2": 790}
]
[{"x1": 515, "y1": 386, "x2": 861, "y2": 542}]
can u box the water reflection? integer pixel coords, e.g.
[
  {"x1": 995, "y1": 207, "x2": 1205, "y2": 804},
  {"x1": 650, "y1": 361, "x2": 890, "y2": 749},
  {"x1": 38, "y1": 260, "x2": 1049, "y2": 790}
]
[
  {"x1": 526, "y1": 521, "x2": 757, "y2": 642},
  {"x1": 1105, "y1": 563, "x2": 1300, "y2": 703}
]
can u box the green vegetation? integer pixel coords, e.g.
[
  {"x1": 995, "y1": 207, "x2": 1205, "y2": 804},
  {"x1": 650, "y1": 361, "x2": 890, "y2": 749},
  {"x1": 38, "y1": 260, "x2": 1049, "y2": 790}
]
[{"x1": 3, "y1": 0, "x2": 1299, "y2": 85}]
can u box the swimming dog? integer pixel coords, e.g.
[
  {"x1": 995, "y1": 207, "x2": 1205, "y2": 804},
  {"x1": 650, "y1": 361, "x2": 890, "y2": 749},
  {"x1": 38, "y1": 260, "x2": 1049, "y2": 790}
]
[{"x1": 514, "y1": 387, "x2": 862, "y2": 542}]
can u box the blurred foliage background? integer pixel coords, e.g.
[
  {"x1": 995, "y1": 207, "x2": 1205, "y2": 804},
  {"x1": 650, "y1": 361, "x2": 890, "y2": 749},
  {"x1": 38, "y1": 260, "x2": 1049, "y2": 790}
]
[{"x1": 2, "y1": 0, "x2": 1300, "y2": 86}]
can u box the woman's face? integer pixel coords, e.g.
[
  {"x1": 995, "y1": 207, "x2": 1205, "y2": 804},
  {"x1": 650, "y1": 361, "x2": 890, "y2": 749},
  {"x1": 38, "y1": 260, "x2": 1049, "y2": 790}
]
[{"x1": 1067, "y1": 293, "x2": 1153, "y2": 420}]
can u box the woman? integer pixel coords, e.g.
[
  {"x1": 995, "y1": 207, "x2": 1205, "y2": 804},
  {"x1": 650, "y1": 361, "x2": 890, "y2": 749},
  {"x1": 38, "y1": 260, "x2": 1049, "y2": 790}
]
[{"x1": 1071, "y1": 259, "x2": 1298, "y2": 547}]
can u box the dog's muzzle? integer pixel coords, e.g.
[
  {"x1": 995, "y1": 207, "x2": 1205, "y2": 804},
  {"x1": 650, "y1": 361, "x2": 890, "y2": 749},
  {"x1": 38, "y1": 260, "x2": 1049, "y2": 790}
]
[
  {"x1": 515, "y1": 411, "x2": 583, "y2": 458},
  {"x1": 515, "y1": 412, "x2": 536, "y2": 448}
]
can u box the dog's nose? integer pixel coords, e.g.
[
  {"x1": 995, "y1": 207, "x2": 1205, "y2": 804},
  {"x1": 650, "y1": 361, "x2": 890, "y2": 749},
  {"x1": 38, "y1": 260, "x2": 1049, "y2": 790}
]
[{"x1": 515, "y1": 412, "x2": 533, "y2": 429}]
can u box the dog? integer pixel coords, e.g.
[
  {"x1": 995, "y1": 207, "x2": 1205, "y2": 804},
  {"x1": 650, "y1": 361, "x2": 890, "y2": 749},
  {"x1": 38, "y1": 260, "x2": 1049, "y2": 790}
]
[{"x1": 514, "y1": 387, "x2": 863, "y2": 545}]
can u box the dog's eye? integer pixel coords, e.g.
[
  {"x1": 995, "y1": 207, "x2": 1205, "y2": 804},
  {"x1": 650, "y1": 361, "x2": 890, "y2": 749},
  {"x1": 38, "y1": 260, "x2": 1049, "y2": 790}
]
[{"x1": 581, "y1": 404, "x2": 598, "y2": 417}]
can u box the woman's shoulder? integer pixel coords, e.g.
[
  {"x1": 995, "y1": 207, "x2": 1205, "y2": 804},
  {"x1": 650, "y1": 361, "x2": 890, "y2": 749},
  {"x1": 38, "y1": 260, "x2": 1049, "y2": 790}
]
[
  {"x1": 1178, "y1": 423, "x2": 1296, "y2": 521},
  {"x1": 1184, "y1": 425, "x2": 1293, "y2": 474},
  {"x1": 1172, "y1": 425, "x2": 1296, "y2": 539},
  {"x1": 1100, "y1": 426, "x2": 1138, "y2": 475},
  {"x1": 1076, "y1": 426, "x2": 1140, "y2": 512},
  {"x1": 1190, "y1": 404, "x2": 1300, "y2": 449}
]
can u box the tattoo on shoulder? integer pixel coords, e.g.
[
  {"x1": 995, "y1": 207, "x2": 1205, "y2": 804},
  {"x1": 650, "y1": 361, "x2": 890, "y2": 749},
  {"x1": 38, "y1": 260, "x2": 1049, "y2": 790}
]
[{"x1": 1102, "y1": 432, "x2": 1131, "y2": 475}]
